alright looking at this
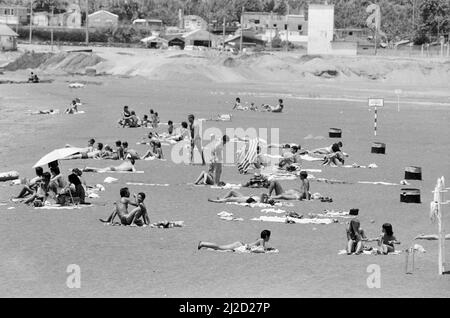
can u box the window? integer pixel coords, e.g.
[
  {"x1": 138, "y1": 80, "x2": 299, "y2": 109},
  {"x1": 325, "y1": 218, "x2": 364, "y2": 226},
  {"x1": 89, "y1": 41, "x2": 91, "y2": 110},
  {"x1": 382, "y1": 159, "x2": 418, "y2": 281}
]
[
  {"x1": 298, "y1": 25, "x2": 302, "y2": 31},
  {"x1": 254, "y1": 19, "x2": 260, "y2": 24},
  {"x1": 273, "y1": 24, "x2": 277, "y2": 28},
  {"x1": 349, "y1": 31, "x2": 353, "y2": 36},
  {"x1": 284, "y1": 24, "x2": 287, "y2": 30}
]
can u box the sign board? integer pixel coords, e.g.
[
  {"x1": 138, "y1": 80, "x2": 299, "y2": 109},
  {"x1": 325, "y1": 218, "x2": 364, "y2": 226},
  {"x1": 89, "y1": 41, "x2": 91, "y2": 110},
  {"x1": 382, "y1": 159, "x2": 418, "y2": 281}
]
[{"x1": 368, "y1": 98, "x2": 384, "y2": 107}]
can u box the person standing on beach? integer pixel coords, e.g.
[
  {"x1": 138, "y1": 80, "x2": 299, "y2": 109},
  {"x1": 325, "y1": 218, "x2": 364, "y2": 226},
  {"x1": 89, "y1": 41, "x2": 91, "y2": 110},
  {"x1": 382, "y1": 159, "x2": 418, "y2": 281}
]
[
  {"x1": 188, "y1": 114, "x2": 206, "y2": 165},
  {"x1": 211, "y1": 135, "x2": 230, "y2": 186}
]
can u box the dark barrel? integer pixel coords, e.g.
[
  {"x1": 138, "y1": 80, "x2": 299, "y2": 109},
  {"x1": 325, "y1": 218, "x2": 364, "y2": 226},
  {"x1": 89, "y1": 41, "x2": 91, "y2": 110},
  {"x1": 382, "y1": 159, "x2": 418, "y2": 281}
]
[
  {"x1": 405, "y1": 166, "x2": 422, "y2": 181},
  {"x1": 329, "y1": 128, "x2": 342, "y2": 138},
  {"x1": 400, "y1": 188, "x2": 421, "y2": 204},
  {"x1": 371, "y1": 142, "x2": 386, "y2": 154}
]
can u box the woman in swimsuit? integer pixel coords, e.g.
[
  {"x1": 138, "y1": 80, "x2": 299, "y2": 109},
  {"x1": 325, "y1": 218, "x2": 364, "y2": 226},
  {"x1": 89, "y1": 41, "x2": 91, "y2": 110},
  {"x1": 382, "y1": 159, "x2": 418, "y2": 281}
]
[
  {"x1": 198, "y1": 230, "x2": 272, "y2": 253},
  {"x1": 208, "y1": 191, "x2": 270, "y2": 204}
]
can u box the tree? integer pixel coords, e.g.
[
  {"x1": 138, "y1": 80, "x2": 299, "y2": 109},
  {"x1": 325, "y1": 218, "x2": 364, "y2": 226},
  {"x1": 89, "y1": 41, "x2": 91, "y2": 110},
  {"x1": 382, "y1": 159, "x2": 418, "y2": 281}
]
[{"x1": 414, "y1": 0, "x2": 450, "y2": 43}]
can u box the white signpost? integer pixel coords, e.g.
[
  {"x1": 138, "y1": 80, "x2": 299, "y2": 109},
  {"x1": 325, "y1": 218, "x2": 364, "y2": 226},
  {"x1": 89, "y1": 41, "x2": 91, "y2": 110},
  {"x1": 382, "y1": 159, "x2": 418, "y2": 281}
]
[
  {"x1": 369, "y1": 98, "x2": 384, "y2": 136},
  {"x1": 431, "y1": 177, "x2": 447, "y2": 275}
]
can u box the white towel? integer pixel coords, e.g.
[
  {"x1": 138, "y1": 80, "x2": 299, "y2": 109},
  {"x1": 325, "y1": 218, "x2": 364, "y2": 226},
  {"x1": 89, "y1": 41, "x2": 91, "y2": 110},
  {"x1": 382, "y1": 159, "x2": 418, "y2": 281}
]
[
  {"x1": 252, "y1": 216, "x2": 336, "y2": 224},
  {"x1": 126, "y1": 182, "x2": 170, "y2": 187}
]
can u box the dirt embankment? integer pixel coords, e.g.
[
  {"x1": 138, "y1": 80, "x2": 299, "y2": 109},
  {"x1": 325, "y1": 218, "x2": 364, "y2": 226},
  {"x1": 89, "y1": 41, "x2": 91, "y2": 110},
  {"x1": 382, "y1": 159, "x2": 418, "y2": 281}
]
[
  {"x1": 2, "y1": 49, "x2": 450, "y2": 85},
  {"x1": 2, "y1": 51, "x2": 104, "y2": 73}
]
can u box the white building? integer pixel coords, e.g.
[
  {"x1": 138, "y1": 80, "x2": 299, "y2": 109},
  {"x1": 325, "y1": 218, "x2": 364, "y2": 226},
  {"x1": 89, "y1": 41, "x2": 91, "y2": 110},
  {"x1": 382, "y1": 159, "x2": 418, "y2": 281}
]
[{"x1": 307, "y1": 4, "x2": 334, "y2": 55}]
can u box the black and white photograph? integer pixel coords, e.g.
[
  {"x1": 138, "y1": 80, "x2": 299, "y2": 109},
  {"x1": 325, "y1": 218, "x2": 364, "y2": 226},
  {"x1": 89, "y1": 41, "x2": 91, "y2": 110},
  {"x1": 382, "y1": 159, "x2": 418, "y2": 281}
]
[{"x1": 0, "y1": 0, "x2": 449, "y2": 301}]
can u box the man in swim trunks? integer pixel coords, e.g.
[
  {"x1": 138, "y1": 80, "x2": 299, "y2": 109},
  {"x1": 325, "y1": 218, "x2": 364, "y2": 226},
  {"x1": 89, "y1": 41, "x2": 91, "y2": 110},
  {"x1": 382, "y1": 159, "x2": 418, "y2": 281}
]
[
  {"x1": 15, "y1": 167, "x2": 44, "y2": 199},
  {"x1": 198, "y1": 230, "x2": 272, "y2": 253},
  {"x1": 100, "y1": 189, "x2": 148, "y2": 226},
  {"x1": 211, "y1": 135, "x2": 230, "y2": 186},
  {"x1": 188, "y1": 114, "x2": 206, "y2": 165},
  {"x1": 83, "y1": 158, "x2": 136, "y2": 173},
  {"x1": 208, "y1": 191, "x2": 270, "y2": 204}
]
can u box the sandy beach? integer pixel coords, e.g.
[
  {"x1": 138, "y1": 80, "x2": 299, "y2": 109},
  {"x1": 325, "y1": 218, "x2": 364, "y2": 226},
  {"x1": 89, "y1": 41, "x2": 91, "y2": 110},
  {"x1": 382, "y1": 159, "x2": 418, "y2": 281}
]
[{"x1": 0, "y1": 46, "x2": 449, "y2": 297}]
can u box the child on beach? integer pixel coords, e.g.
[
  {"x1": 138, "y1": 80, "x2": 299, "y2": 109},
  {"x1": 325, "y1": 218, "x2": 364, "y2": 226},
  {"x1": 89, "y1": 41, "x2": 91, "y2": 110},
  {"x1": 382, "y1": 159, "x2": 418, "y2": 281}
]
[
  {"x1": 366, "y1": 223, "x2": 401, "y2": 254},
  {"x1": 198, "y1": 230, "x2": 273, "y2": 253},
  {"x1": 100, "y1": 189, "x2": 149, "y2": 226},
  {"x1": 346, "y1": 219, "x2": 367, "y2": 255},
  {"x1": 168, "y1": 121, "x2": 174, "y2": 135}
]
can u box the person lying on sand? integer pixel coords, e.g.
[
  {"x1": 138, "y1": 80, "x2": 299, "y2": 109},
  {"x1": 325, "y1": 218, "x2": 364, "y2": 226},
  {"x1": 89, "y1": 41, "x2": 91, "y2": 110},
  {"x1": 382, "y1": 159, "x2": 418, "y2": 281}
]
[
  {"x1": 198, "y1": 230, "x2": 273, "y2": 253},
  {"x1": 99, "y1": 145, "x2": 118, "y2": 160},
  {"x1": 365, "y1": 223, "x2": 401, "y2": 255},
  {"x1": 346, "y1": 219, "x2": 367, "y2": 255},
  {"x1": 100, "y1": 189, "x2": 149, "y2": 226},
  {"x1": 65, "y1": 138, "x2": 95, "y2": 154},
  {"x1": 208, "y1": 191, "x2": 271, "y2": 205},
  {"x1": 415, "y1": 234, "x2": 450, "y2": 240},
  {"x1": 15, "y1": 167, "x2": 44, "y2": 199},
  {"x1": 31, "y1": 109, "x2": 60, "y2": 115},
  {"x1": 83, "y1": 158, "x2": 136, "y2": 173},
  {"x1": 311, "y1": 141, "x2": 347, "y2": 156},
  {"x1": 65, "y1": 143, "x2": 104, "y2": 160},
  {"x1": 194, "y1": 163, "x2": 215, "y2": 185},
  {"x1": 279, "y1": 145, "x2": 305, "y2": 169}
]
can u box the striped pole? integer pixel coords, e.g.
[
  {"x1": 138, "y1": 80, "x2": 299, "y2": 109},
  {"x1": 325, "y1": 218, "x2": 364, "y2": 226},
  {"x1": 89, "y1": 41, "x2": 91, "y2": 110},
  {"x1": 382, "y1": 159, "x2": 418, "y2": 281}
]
[{"x1": 374, "y1": 107, "x2": 378, "y2": 136}]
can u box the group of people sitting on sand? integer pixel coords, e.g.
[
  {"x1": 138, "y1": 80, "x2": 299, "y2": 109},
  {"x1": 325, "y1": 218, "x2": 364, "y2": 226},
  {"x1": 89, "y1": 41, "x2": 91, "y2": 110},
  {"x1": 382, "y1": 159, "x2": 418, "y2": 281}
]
[
  {"x1": 346, "y1": 220, "x2": 401, "y2": 255},
  {"x1": 14, "y1": 163, "x2": 88, "y2": 207},
  {"x1": 28, "y1": 72, "x2": 39, "y2": 83},
  {"x1": 118, "y1": 106, "x2": 161, "y2": 129},
  {"x1": 233, "y1": 97, "x2": 284, "y2": 113},
  {"x1": 100, "y1": 187, "x2": 149, "y2": 226}
]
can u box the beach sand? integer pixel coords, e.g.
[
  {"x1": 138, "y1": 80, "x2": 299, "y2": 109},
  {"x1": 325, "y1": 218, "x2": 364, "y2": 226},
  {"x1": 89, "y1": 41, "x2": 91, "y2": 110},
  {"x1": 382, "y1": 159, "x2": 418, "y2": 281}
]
[{"x1": 0, "y1": 52, "x2": 450, "y2": 297}]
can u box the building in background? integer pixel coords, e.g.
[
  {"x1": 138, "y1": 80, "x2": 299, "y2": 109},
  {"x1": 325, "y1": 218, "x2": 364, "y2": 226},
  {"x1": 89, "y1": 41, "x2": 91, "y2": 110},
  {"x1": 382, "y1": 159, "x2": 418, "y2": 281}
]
[
  {"x1": 183, "y1": 15, "x2": 208, "y2": 31},
  {"x1": 0, "y1": 5, "x2": 28, "y2": 25},
  {"x1": 88, "y1": 10, "x2": 119, "y2": 29},
  {"x1": 0, "y1": 23, "x2": 18, "y2": 51},
  {"x1": 242, "y1": 12, "x2": 308, "y2": 45},
  {"x1": 307, "y1": 4, "x2": 334, "y2": 55},
  {"x1": 182, "y1": 29, "x2": 215, "y2": 47}
]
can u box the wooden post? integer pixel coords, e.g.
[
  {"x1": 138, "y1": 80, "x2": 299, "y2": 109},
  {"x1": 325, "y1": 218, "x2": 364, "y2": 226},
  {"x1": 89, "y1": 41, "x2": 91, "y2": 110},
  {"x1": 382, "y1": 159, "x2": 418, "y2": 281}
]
[
  {"x1": 85, "y1": 0, "x2": 89, "y2": 45},
  {"x1": 240, "y1": 7, "x2": 244, "y2": 53},
  {"x1": 51, "y1": 6, "x2": 54, "y2": 51},
  {"x1": 222, "y1": 16, "x2": 226, "y2": 51},
  {"x1": 29, "y1": 0, "x2": 33, "y2": 44},
  {"x1": 285, "y1": 4, "x2": 289, "y2": 52}
]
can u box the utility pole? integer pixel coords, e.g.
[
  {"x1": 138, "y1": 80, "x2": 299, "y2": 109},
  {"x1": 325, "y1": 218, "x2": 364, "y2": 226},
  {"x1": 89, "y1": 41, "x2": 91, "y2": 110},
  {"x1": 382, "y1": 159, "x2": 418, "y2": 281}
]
[
  {"x1": 285, "y1": 3, "x2": 290, "y2": 52},
  {"x1": 29, "y1": 0, "x2": 33, "y2": 44},
  {"x1": 85, "y1": 0, "x2": 89, "y2": 45},
  {"x1": 239, "y1": 6, "x2": 244, "y2": 53},
  {"x1": 222, "y1": 16, "x2": 226, "y2": 51},
  {"x1": 15, "y1": 6, "x2": 19, "y2": 33},
  {"x1": 51, "y1": 5, "x2": 54, "y2": 51}
]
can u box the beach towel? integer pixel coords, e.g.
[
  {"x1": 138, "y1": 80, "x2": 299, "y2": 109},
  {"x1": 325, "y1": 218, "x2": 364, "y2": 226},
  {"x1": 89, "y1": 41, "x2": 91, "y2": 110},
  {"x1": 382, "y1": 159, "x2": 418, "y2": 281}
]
[
  {"x1": 126, "y1": 182, "x2": 170, "y2": 187},
  {"x1": 300, "y1": 154, "x2": 324, "y2": 162},
  {"x1": 150, "y1": 221, "x2": 184, "y2": 229},
  {"x1": 357, "y1": 181, "x2": 399, "y2": 186},
  {"x1": 338, "y1": 249, "x2": 402, "y2": 256},
  {"x1": 313, "y1": 210, "x2": 355, "y2": 218},
  {"x1": 226, "y1": 202, "x2": 293, "y2": 208},
  {"x1": 217, "y1": 211, "x2": 244, "y2": 222},
  {"x1": 261, "y1": 208, "x2": 287, "y2": 214},
  {"x1": 69, "y1": 83, "x2": 85, "y2": 88},
  {"x1": 342, "y1": 163, "x2": 378, "y2": 169},
  {"x1": 210, "y1": 183, "x2": 242, "y2": 190},
  {"x1": 314, "y1": 178, "x2": 351, "y2": 185},
  {"x1": 104, "y1": 177, "x2": 118, "y2": 184},
  {"x1": 237, "y1": 139, "x2": 259, "y2": 174},
  {"x1": 96, "y1": 170, "x2": 144, "y2": 174},
  {"x1": 204, "y1": 246, "x2": 279, "y2": 254},
  {"x1": 252, "y1": 215, "x2": 337, "y2": 225},
  {"x1": 35, "y1": 204, "x2": 93, "y2": 210}
]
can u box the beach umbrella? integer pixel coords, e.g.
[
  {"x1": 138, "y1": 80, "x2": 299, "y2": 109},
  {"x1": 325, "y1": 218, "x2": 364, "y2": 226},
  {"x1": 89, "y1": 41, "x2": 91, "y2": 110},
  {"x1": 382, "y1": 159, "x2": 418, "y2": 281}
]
[{"x1": 33, "y1": 147, "x2": 83, "y2": 168}]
